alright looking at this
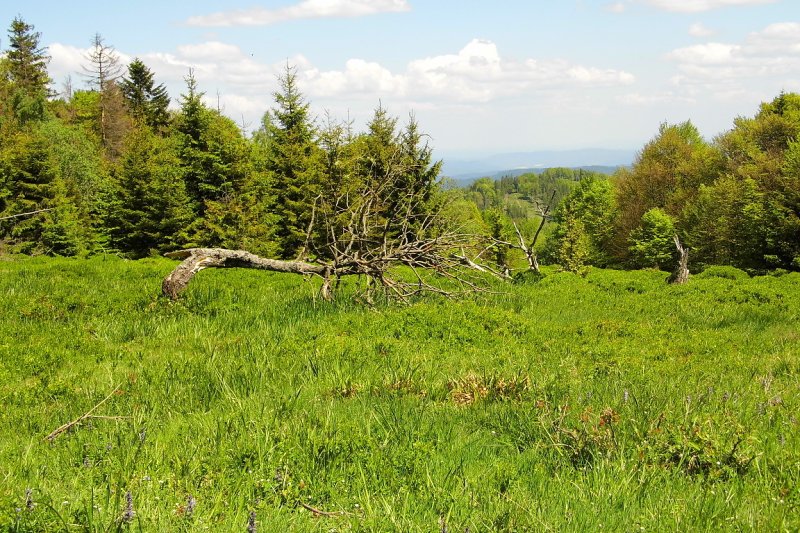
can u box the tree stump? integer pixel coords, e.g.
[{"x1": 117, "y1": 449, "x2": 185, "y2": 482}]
[{"x1": 668, "y1": 235, "x2": 689, "y2": 284}]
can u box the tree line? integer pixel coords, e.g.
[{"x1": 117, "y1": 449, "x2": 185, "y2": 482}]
[
  {"x1": 1, "y1": 16, "x2": 798, "y2": 278},
  {"x1": 0, "y1": 17, "x2": 439, "y2": 265},
  {"x1": 462, "y1": 98, "x2": 800, "y2": 275}
]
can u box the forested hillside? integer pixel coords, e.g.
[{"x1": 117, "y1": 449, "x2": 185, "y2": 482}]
[{"x1": 1, "y1": 16, "x2": 799, "y2": 276}]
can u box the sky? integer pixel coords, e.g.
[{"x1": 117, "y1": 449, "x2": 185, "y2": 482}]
[{"x1": 2, "y1": 0, "x2": 799, "y2": 160}]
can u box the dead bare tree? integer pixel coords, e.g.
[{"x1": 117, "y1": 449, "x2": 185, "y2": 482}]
[
  {"x1": 669, "y1": 234, "x2": 690, "y2": 284},
  {"x1": 163, "y1": 146, "x2": 496, "y2": 303},
  {"x1": 494, "y1": 190, "x2": 556, "y2": 275}
]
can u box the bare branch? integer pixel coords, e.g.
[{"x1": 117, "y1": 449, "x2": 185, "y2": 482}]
[
  {"x1": 0, "y1": 208, "x2": 54, "y2": 222},
  {"x1": 45, "y1": 384, "x2": 122, "y2": 441}
]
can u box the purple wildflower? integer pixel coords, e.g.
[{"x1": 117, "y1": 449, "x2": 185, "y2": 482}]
[
  {"x1": 186, "y1": 495, "x2": 196, "y2": 519},
  {"x1": 247, "y1": 510, "x2": 257, "y2": 533},
  {"x1": 122, "y1": 491, "x2": 135, "y2": 523}
]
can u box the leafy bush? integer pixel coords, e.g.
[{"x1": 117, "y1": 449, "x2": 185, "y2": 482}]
[{"x1": 696, "y1": 265, "x2": 749, "y2": 280}]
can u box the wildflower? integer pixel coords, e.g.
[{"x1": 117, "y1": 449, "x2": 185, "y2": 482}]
[
  {"x1": 139, "y1": 429, "x2": 147, "y2": 442},
  {"x1": 247, "y1": 510, "x2": 257, "y2": 533},
  {"x1": 25, "y1": 488, "x2": 34, "y2": 511},
  {"x1": 122, "y1": 491, "x2": 135, "y2": 523},
  {"x1": 623, "y1": 389, "x2": 629, "y2": 403},
  {"x1": 186, "y1": 495, "x2": 197, "y2": 519}
]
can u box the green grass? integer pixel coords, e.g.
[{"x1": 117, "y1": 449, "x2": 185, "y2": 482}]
[{"x1": 1, "y1": 256, "x2": 798, "y2": 531}]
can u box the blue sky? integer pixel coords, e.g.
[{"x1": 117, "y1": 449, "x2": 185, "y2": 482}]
[{"x1": 3, "y1": 1, "x2": 799, "y2": 158}]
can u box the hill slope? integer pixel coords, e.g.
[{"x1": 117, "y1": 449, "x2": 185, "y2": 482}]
[{"x1": 1, "y1": 257, "x2": 798, "y2": 531}]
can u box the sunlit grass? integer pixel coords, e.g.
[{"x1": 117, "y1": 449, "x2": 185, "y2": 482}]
[{"x1": 1, "y1": 256, "x2": 798, "y2": 531}]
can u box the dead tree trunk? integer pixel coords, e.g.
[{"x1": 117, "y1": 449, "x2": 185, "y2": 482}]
[
  {"x1": 669, "y1": 235, "x2": 689, "y2": 284},
  {"x1": 162, "y1": 248, "x2": 327, "y2": 300},
  {"x1": 509, "y1": 190, "x2": 556, "y2": 275}
]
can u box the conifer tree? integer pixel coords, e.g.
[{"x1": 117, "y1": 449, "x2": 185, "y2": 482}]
[
  {"x1": 176, "y1": 70, "x2": 248, "y2": 218},
  {"x1": 398, "y1": 114, "x2": 442, "y2": 234},
  {"x1": 83, "y1": 34, "x2": 129, "y2": 155},
  {"x1": 5, "y1": 17, "x2": 51, "y2": 124},
  {"x1": 0, "y1": 129, "x2": 56, "y2": 252},
  {"x1": 106, "y1": 128, "x2": 192, "y2": 257},
  {"x1": 265, "y1": 64, "x2": 321, "y2": 258},
  {"x1": 361, "y1": 104, "x2": 399, "y2": 189},
  {"x1": 121, "y1": 58, "x2": 170, "y2": 131},
  {"x1": 5, "y1": 17, "x2": 51, "y2": 96}
]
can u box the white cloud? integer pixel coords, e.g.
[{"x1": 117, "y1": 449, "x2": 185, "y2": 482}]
[
  {"x1": 689, "y1": 22, "x2": 715, "y2": 37},
  {"x1": 46, "y1": 37, "x2": 635, "y2": 139},
  {"x1": 300, "y1": 39, "x2": 634, "y2": 104},
  {"x1": 186, "y1": 0, "x2": 410, "y2": 27},
  {"x1": 668, "y1": 42, "x2": 740, "y2": 64},
  {"x1": 605, "y1": 2, "x2": 628, "y2": 13},
  {"x1": 667, "y1": 22, "x2": 800, "y2": 90},
  {"x1": 643, "y1": 0, "x2": 776, "y2": 12},
  {"x1": 48, "y1": 43, "x2": 133, "y2": 89}
]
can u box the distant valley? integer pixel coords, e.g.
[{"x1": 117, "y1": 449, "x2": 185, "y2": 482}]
[{"x1": 440, "y1": 148, "x2": 635, "y2": 183}]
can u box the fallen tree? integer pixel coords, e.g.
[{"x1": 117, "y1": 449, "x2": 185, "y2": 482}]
[{"x1": 162, "y1": 127, "x2": 500, "y2": 302}]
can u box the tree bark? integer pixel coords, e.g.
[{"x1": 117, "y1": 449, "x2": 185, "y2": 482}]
[
  {"x1": 669, "y1": 235, "x2": 689, "y2": 284},
  {"x1": 162, "y1": 248, "x2": 327, "y2": 300}
]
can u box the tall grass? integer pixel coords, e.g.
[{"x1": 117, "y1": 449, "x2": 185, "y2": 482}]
[{"x1": 1, "y1": 256, "x2": 798, "y2": 531}]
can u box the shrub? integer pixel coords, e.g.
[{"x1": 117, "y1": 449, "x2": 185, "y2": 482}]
[{"x1": 696, "y1": 265, "x2": 749, "y2": 280}]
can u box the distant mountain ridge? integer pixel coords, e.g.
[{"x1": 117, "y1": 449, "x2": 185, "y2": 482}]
[
  {"x1": 448, "y1": 165, "x2": 622, "y2": 186},
  {"x1": 440, "y1": 148, "x2": 635, "y2": 181}
]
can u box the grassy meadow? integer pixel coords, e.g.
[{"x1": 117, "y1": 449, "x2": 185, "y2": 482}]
[{"x1": 0, "y1": 256, "x2": 799, "y2": 531}]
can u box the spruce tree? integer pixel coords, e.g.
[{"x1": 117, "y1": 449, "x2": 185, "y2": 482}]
[
  {"x1": 398, "y1": 114, "x2": 442, "y2": 235},
  {"x1": 106, "y1": 128, "x2": 192, "y2": 257},
  {"x1": 0, "y1": 129, "x2": 55, "y2": 252},
  {"x1": 121, "y1": 58, "x2": 170, "y2": 131},
  {"x1": 83, "y1": 34, "x2": 129, "y2": 155},
  {"x1": 5, "y1": 17, "x2": 51, "y2": 124},
  {"x1": 265, "y1": 64, "x2": 321, "y2": 258},
  {"x1": 176, "y1": 70, "x2": 247, "y2": 219},
  {"x1": 6, "y1": 17, "x2": 51, "y2": 96}
]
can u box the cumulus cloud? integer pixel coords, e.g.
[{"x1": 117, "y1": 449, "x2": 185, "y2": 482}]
[
  {"x1": 667, "y1": 22, "x2": 800, "y2": 89},
  {"x1": 643, "y1": 0, "x2": 776, "y2": 12},
  {"x1": 48, "y1": 43, "x2": 133, "y2": 90},
  {"x1": 298, "y1": 39, "x2": 634, "y2": 103},
  {"x1": 688, "y1": 23, "x2": 715, "y2": 37},
  {"x1": 46, "y1": 37, "x2": 635, "y2": 135},
  {"x1": 186, "y1": 0, "x2": 410, "y2": 27}
]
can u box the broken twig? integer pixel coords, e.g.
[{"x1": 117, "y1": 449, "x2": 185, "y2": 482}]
[
  {"x1": 298, "y1": 501, "x2": 348, "y2": 517},
  {"x1": 44, "y1": 384, "x2": 122, "y2": 442}
]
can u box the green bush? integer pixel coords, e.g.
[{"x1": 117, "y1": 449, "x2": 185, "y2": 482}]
[{"x1": 696, "y1": 265, "x2": 750, "y2": 280}]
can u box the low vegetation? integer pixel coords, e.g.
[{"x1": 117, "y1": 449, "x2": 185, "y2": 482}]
[{"x1": 1, "y1": 257, "x2": 798, "y2": 531}]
